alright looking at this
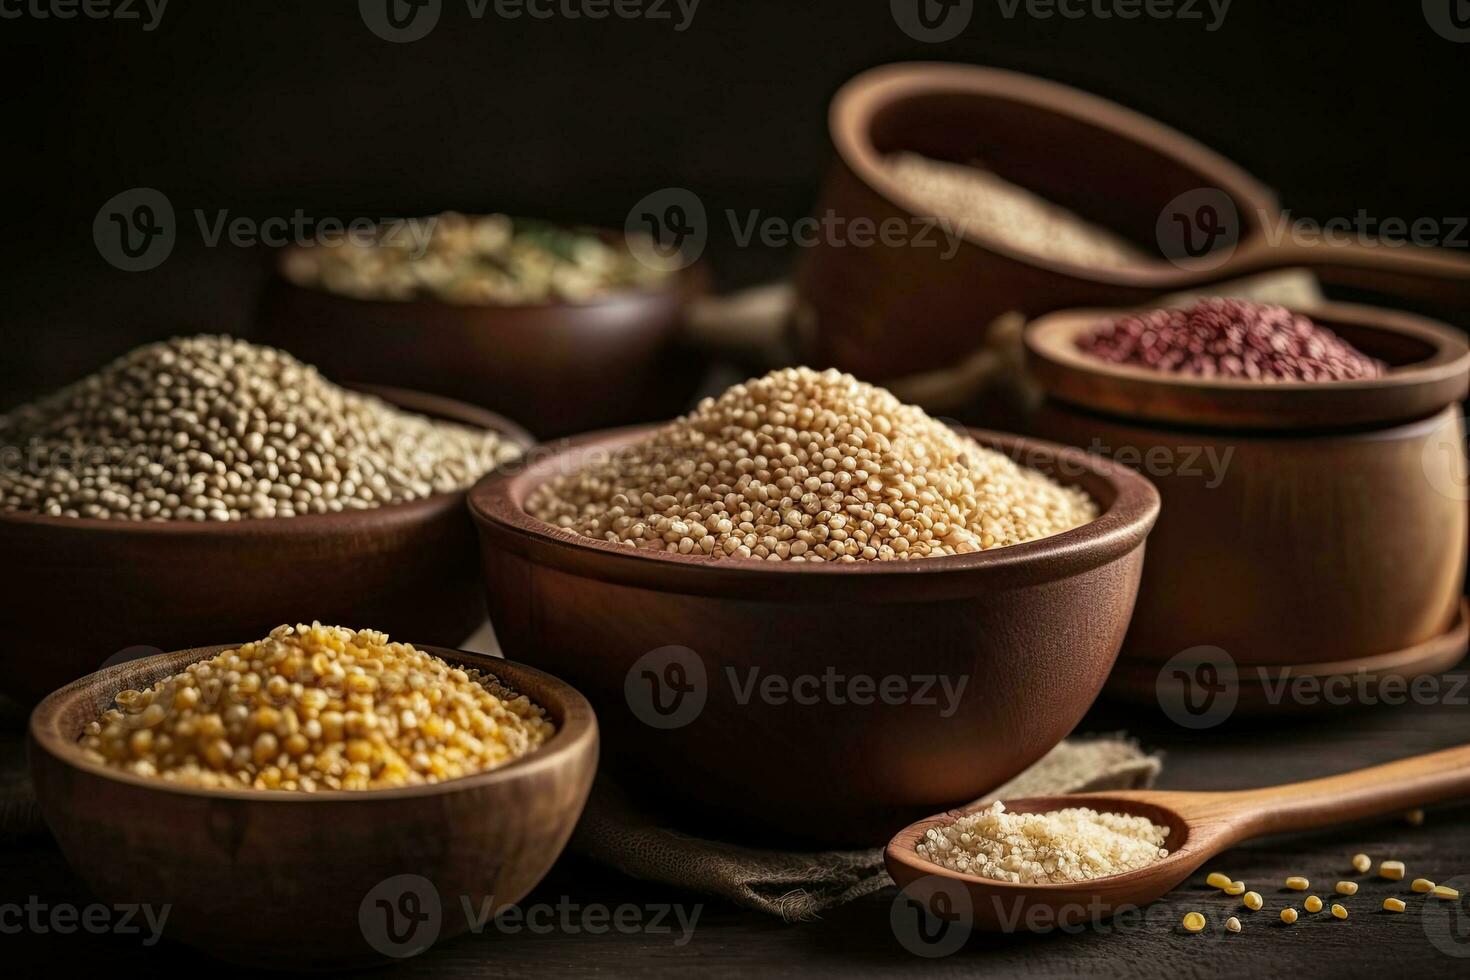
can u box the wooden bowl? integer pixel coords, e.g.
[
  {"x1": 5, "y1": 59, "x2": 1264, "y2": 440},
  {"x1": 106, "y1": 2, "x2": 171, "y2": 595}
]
[
  {"x1": 794, "y1": 63, "x2": 1470, "y2": 382},
  {"x1": 467, "y1": 427, "x2": 1160, "y2": 846},
  {"x1": 256, "y1": 244, "x2": 707, "y2": 438},
  {"x1": 1024, "y1": 300, "x2": 1469, "y2": 688},
  {"x1": 0, "y1": 387, "x2": 532, "y2": 704},
  {"x1": 28, "y1": 645, "x2": 598, "y2": 969}
]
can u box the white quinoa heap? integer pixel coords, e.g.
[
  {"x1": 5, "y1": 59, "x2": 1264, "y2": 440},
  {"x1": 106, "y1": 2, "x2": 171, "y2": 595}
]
[
  {"x1": 0, "y1": 336, "x2": 522, "y2": 520},
  {"x1": 79, "y1": 623, "x2": 556, "y2": 791},
  {"x1": 886, "y1": 152, "x2": 1148, "y2": 269},
  {"x1": 916, "y1": 801, "x2": 1171, "y2": 883},
  {"x1": 525, "y1": 367, "x2": 1097, "y2": 561}
]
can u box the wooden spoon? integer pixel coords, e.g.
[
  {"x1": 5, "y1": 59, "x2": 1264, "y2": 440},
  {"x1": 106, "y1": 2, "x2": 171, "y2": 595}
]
[{"x1": 886, "y1": 744, "x2": 1470, "y2": 932}]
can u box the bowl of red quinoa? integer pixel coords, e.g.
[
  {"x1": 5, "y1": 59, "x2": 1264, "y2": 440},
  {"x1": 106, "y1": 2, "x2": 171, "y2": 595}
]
[
  {"x1": 1025, "y1": 299, "x2": 1469, "y2": 697},
  {"x1": 1026, "y1": 298, "x2": 1468, "y2": 429}
]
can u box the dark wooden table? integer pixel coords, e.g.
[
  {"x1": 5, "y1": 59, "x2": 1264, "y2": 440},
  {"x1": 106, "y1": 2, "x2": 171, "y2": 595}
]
[{"x1": 4, "y1": 654, "x2": 1468, "y2": 977}]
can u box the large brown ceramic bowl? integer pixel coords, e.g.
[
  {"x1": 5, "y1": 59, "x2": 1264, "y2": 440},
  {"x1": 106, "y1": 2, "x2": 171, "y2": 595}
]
[
  {"x1": 256, "y1": 241, "x2": 707, "y2": 438},
  {"x1": 29, "y1": 646, "x2": 598, "y2": 968},
  {"x1": 795, "y1": 63, "x2": 1470, "y2": 382},
  {"x1": 468, "y1": 427, "x2": 1160, "y2": 845},
  {"x1": 1025, "y1": 300, "x2": 1470, "y2": 700},
  {"x1": 0, "y1": 387, "x2": 531, "y2": 703}
]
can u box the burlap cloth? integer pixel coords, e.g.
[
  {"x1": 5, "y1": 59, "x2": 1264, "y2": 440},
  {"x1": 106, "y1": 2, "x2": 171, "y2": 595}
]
[{"x1": 572, "y1": 735, "x2": 1162, "y2": 920}]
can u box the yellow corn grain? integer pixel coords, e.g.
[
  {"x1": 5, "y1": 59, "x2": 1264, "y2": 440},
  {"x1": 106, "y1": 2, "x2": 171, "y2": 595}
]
[
  {"x1": 1331, "y1": 903, "x2": 1348, "y2": 919},
  {"x1": 1351, "y1": 853, "x2": 1371, "y2": 873},
  {"x1": 1182, "y1": 912, "x2": 1207, "y2": 933},
  {"x1": 1206, "y1": 872, "x2": 1232, "y2": 890},
  {"x1": 1243, "y1": 891, "x2": 1264, "y2": 911},
  {"x1": 1336, "y1": 881, "x2": 1358, "y2": 895},
  {"x1": 1380, "y1": 860, "x2": 1405, "y2": 881},
  {"x1": 1285, "y1": 876, "x2": 1310, "y2": 890},
  {"x1": 1432, "y1": 886, "x2": 1460, "y2": 900},
  {"x1": 1225, "y1": 916, "x2": 1241, "y2": 933},
  {"x1": 1224, "y1": 880, "x2": 1246, "y2": 896},
  {"x1": 1412, "y1": 878, "x2": 1436, "y2": 893},
  {"x1": 1383, "y1": 898, "x2": 1407, "y2": 913},
  {"x1": 1304, "y1": 895, "x2": 1323, "y2": 913},
  {"x1": 1280, "y1": 907, "x2": 1298, "y2": 924}
]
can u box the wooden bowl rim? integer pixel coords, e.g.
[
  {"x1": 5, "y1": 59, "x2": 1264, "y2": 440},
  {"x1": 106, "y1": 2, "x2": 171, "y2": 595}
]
[
  {"x1": 1106, "y1": 598, "x2": 1469, "y2": 693},
  {"x1": 830, "y1": 61, "x2": 1279, "y2": 286},
  {"x1": 28, "y1": 644, "x2": 598, "y2": 803},
  {"x1": 1023, "y1": 300, "x2": 1470, "y2": 429},
  {"x1": 468, "y1": 424, "x2": 1160, "y2": 595},
  {"x1": 0, "y1": 383, "x2": 533, "y2": 535},
  {"x1": 272, "y1": 227, "x2": 704, "y2": 313}
]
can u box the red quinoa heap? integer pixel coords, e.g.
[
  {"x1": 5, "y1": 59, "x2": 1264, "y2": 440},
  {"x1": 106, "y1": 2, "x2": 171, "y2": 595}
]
[{"x1": 1077, "y1": 298, "x2": 1385, "y2": 382}]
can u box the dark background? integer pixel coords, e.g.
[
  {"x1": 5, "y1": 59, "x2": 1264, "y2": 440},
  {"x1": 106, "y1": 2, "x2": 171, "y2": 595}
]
[{"x1": 2, "y1": 0, "x2": 1465, "y2": 406}]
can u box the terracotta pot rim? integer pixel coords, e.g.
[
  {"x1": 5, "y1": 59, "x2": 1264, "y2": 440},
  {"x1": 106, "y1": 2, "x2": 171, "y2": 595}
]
[
  {"x1": 830, "y1": 61, "x2": 1280, "y2": 288},
  {"x1": 1024, "y1": 300, "x2": 1470, "y2": 430},
  {"x1": 468, "y1": 425, "x2": 1161, "y2": 597},
  {"x1": 0, "y1": 385, "x2": 533, "y2": 536},
  {"x1": 28, "y1": 645, "x2": 598, "y2": 804}
]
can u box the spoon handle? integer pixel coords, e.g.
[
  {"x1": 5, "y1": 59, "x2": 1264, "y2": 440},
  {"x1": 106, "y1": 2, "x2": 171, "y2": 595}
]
[
  {"x1": 1225, "y1": 743, "x2": 1470, "y2": 837},
  {"x1": 1220, "y1": 237, "x2": 1470, "y2": 314}
]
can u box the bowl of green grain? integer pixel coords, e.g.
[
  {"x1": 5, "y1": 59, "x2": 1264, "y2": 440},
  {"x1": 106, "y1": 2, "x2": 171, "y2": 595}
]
[
  {"x1": 0, "y1": 335, "x2": 532, "y2": 702},
  {"x1": 469, "y1": 367, "x2": 1161, "y2": 846},
  {"x1": 256, "y1": 212, "x2": 708, "y2": 438}
]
